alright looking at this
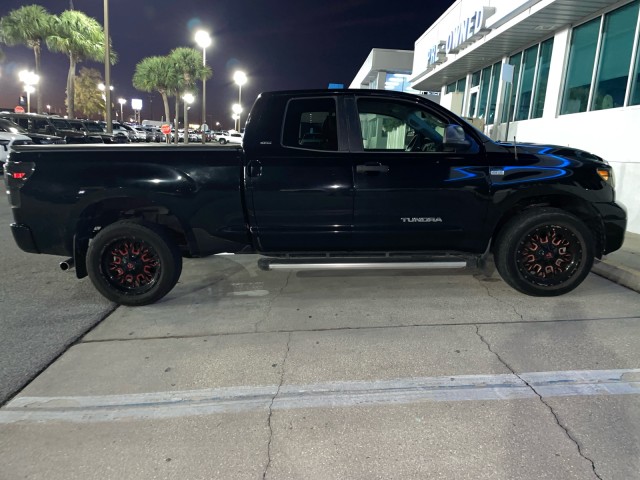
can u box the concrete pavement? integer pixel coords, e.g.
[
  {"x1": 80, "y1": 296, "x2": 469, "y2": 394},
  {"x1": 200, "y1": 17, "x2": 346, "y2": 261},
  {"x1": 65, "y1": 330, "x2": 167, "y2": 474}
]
[
  {"x1": 1, "y1": 233, "x2": 639, "y2": 479},
  {"x1": 593, "y1": 231, "x2": 640, "y2": 294}
]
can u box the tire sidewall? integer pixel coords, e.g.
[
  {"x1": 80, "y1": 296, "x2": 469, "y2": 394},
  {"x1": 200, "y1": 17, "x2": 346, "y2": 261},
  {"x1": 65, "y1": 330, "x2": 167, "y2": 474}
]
[
  {"x1": 495, "y1": 209, "x2": 594, "y2": 296},
  {"x1": 87, "y1": 221, "x2": 182, "y2": 306}
]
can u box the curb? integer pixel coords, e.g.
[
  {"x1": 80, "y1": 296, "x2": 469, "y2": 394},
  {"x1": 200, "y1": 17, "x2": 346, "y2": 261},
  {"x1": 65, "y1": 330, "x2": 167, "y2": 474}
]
[{"x1": 592, "y1": 259, "x2": 640, "y2": 294}]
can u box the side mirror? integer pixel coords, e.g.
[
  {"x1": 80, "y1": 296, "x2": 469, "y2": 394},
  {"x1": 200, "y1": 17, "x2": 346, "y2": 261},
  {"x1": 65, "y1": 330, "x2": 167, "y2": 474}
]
[{"x1": 443, "y1": 124, "x2": 470, "y2": 148}]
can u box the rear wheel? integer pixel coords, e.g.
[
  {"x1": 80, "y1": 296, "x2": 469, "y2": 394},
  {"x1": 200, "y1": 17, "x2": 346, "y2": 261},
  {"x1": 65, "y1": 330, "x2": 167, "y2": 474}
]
[
  {"x1": 494, "y1": 208, "x2": 594, "y2": 296},
  {"x1": 87, "y1": 221, "x2": 182, "y2": 306}
]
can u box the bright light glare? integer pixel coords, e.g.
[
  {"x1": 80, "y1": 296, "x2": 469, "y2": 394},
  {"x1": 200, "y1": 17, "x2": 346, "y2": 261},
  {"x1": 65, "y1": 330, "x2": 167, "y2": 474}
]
[
  {"x1": 195, "y1": 30, "x2": 212, "y2": 48},
  {"x1": 233, "y1": 71, "x2": 247, "y2": 86},
  {"x1": 232, "y1": 103, "x2": 243, "y2": 114},
  {"x1": 183, "y1": 93, "x2": 195, "y2": 104}
]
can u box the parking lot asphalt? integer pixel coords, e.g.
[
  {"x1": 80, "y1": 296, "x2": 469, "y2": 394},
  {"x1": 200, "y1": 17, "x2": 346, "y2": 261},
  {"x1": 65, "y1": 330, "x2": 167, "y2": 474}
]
[{"x1": 1, "y1": 247, "x2": 639, "y2": 479}]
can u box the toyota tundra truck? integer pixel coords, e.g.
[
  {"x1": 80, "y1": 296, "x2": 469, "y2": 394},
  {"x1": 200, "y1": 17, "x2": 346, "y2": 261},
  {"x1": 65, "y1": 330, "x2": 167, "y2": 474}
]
[{"x1": 4, "y1": 89, "x2": 626, "y2": 305}]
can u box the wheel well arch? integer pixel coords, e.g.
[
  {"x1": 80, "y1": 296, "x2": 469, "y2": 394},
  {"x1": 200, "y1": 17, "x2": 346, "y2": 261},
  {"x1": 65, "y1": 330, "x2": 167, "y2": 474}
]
[
  {"x1": 490, "y1": 195, "x2": 605, "y2": 257},
  {"x1": 75, "y1": 198, "x2": 193, "y2": 253}
]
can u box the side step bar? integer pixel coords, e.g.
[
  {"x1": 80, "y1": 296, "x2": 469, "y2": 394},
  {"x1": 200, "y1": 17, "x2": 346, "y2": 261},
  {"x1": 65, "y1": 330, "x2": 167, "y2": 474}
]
[{"x1": 258, "y1": 256, "x2": 470, "y2": 271}]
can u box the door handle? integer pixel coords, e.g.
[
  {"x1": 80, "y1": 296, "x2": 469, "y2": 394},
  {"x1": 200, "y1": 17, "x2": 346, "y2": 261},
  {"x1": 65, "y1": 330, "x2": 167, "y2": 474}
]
[
  {"x1": 356, "y1": 163, "x2": 389, "y2": 174},
  {"x1": 249, "y1": 160, "x2": 262, "y2": 177}
]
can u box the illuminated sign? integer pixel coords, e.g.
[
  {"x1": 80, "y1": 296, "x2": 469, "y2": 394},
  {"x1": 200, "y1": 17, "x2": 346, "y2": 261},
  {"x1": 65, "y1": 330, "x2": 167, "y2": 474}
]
[{"x1": 427, "y1": 7, "x2": 496, "y2": 67}]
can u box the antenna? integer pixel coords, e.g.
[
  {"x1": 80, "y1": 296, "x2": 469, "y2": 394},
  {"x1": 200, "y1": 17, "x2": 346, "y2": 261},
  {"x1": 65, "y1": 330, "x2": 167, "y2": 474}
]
[{"x1": 513, "y1": 136, "x2": 518, "y2": 160}]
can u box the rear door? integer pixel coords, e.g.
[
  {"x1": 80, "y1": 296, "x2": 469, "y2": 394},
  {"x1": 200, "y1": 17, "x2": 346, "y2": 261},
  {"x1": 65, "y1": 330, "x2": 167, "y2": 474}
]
[
  {"x1": 350, "y1": 96, "x2": 491, "y2": 252},
  {"x1": 246, "y1": 96, "x2": 354, "y2": 252}
]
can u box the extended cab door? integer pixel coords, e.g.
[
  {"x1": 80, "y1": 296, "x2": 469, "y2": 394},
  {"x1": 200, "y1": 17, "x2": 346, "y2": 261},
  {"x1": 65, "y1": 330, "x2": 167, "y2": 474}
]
[
  {"x1": 350, "y1": 96, "x2": 491, "y2": 252},
  {"x1": 246, "y1": 96, "x2": 354, "y2": 252}
]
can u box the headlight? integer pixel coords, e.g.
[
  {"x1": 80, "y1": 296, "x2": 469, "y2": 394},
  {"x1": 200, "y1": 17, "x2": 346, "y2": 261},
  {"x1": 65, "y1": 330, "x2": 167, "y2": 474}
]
[{"x1": 597, "y1": 168, "x2": 615, "y2": 188}]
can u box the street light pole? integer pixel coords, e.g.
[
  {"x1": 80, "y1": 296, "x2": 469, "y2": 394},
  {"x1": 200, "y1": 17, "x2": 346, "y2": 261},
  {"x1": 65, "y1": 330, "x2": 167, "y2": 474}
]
[
  {"x1": 195, "y1": 30, "x2": 211, "y2": 144},
  {"x1": 183, "y1": 93, "x2": 194, "y2": 144},
  {"x1": 103, "y1": 0, "x2": 112, "y2": 133},
  {"x1": 233, "y1": 71, "x2": 247, "y2": 132}
]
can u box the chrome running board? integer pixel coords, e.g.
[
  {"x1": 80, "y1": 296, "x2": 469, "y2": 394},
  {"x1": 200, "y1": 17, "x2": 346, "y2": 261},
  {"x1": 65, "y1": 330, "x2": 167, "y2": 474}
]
[{"x1": 258, "y1": 257, "x2": 469, "y2": 271}]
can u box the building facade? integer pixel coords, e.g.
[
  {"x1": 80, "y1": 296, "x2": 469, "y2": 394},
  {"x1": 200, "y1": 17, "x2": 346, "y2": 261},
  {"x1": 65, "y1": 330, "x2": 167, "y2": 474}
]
[{"x1": 352, "y1": 0, "x2": 640, "y2": 234}]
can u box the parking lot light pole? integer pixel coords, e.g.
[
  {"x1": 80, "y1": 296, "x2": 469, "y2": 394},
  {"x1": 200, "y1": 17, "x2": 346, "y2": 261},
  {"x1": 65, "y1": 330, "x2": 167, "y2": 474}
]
[
  {"x1": 104, "y1": 0, "x2": 112, "y2": 133},
  {"x1": 194, "y1": 30, "x2": 211, "y2": 144},
  {"x1": 118, "y1": 98, "x2": 126, "y2": 121},
  {"x1": 183, "y1": 93, "x2": 195, "y2": 144},
  {"x1": 233, "y1": 71, "x2": 247, "y2": 132}
]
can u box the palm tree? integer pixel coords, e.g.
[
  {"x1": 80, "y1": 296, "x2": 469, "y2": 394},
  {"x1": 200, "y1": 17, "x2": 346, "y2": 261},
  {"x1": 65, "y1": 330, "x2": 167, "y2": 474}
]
[
  {"x1": 0, "y1": 5, "x2": 54, "y2": 114},
  {"x1": 169, "y1": 47, "x2": 211, "y2": 139},
  {"x1": 132, "y1": 56, "x2": 175, "y2": 123},
  {"x1": 47, "y1": 10, "x2": 116, "y2": 118}
]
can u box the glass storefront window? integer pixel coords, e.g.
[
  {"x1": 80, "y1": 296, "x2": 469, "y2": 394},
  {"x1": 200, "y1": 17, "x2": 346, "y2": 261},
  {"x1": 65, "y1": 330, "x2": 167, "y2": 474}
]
[
  {"x1": 591, "y1": 1, "x2": 639, "y2": 110},
  {"x1": 477, "y1": 66, "x2": 492, "y2": 119},
  {"x1": 532, "y1": 38, "x2": 554, "y2": 118},
  {"x1": 632, "y1": 32, "x2": 640, "y2": 105},
  {"x1": 446, "y1": 82, "x2": 456, "y2": 94},
  {"x1": 502, "y1": 52, "x2": 522, "y2": 122},
  {"x1": 487, "y1": 61, "x2": 501, "y2": 124},
  {"x1": 471, "y1": 71, "x2": 481, "y2": 87},
  {"x1": 456, "y1": 77, "x2": 467, "y2": 93},
  {"x1": 515, "y1": 45, "x2": 538, "y2": 120},
  {"x1": 561, "y1": 18, "x2": 601, "y2": 114}
]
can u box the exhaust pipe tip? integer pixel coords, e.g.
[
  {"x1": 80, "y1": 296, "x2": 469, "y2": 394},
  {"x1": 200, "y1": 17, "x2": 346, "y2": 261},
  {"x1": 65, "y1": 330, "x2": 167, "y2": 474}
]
[{"x1": 60, "y1": 258, "x2": 75, "y2": 271}]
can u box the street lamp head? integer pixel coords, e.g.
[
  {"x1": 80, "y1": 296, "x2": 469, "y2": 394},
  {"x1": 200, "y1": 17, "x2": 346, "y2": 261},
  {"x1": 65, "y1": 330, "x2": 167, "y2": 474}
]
[
  {"x1": 19, "y1": 70, "x2": 39, "y2": 86},
  {"x1": 195, "y1": 30, "x2": 212, "y2": 49},
  {"x1": 118, "y1": 98, "x2": 127, "y2": 106},
  {"x1": 183, "y1": 93, "x2": 195, "y2": 104},
  {"x1": 232, "y1": 103, "x2": 243, "y2": 114},
  {"x1": 98, "y1": 83, "x2": 114, "y2": 91},
  {"x1": 24, "y1": 85, "x2": 36, "y2": 94},
  {"x1": 233, "y1": 71, "x2": 247, "y2": 87}
]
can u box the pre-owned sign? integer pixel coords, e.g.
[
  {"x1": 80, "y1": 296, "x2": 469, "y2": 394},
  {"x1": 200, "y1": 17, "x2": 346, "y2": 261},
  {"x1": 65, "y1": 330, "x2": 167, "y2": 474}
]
[{"x1": 427, "y1": 6, "x2": 496, "y2": 67}]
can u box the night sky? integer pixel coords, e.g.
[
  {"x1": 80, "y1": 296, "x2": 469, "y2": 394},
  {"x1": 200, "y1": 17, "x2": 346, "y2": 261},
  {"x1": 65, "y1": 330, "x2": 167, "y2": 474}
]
[{"x1": 0, "y1": 0, "x2": 451, "y2": 128}]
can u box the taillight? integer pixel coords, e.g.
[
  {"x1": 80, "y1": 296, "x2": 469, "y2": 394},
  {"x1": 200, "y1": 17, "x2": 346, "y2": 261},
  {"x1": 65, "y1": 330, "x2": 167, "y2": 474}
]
[{"x1": 5, "y1": 161, "x2": 35, "y2": 186}]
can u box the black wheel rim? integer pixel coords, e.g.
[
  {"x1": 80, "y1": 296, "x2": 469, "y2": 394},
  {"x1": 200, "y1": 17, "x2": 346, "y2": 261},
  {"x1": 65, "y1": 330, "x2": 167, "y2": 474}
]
[
  {"x1": 516, "y1": 224, "x2": 583, "y2": 287},
  {"x1": 101, "y1": 238, "x2": 161, "y2": 295}
]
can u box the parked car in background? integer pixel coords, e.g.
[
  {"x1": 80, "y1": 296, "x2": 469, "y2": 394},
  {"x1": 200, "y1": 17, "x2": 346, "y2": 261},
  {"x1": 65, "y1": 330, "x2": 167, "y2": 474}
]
[
  {"x1": 131, "y1": 126, "x2": 150, "y2": 142},
  {"x1": 99, "y1": 121, "x2": 135, "y2": 142},
  {"x1": 216, "y1": 131, "x2": 243, "y2": 144},
  {"x1": 0, "y1": 131, "x2": 32, "y2": 174},
  {"x1": 65, "y1": 120, "x2": 105, "y2": 144},
  {"x1": 143, "y1": 126, "x2": 165, "y2": 143},
  {"x1": 0, "y1": 112, "x2": 90, "y2": 144},
  {"x1": 0, "y1": 117, "x2": 65, "y2": 145}
]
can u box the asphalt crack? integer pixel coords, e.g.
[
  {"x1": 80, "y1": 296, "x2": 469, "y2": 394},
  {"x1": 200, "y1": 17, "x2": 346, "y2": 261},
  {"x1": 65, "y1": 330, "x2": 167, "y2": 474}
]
[
  {"x1": 263, "y1": 332, "x2": 292, "y2": 480},
  {"x1": 255, "y1": 272, "x2": 292, "y2": 333},
  {"x1": 475, "y1": 275, "x2": 524, "y2": 321},
  {"x1": 474, "y1": 324, "x2": 603, "y2": 480}
]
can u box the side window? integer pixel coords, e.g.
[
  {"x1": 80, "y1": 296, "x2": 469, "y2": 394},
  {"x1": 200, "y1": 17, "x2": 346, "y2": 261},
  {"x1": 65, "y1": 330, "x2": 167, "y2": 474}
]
[
  {"x1": 356, "y1": 98, "x2": 478, "y2": 154},
  {"x1": 13, "y1": 117, "x2": 29, "y2": 129},
  {"x1": 282, "y1": 98, "x2": 338, "y2": 151},
  {"x1": 33, "y1": 119, "x2": 50, "y2": 132}
]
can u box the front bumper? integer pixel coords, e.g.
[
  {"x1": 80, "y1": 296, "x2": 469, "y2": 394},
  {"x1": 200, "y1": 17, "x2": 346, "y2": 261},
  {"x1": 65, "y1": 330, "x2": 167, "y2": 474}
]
[{"x1": 596, "y1": 201, "x2": 627, "y2": 255}]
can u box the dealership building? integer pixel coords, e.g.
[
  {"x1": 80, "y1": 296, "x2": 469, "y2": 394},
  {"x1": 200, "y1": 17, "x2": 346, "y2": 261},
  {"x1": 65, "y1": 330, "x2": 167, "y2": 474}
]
[{"x1": 351, "y1": 0, "x2": 640, "y2": 234}]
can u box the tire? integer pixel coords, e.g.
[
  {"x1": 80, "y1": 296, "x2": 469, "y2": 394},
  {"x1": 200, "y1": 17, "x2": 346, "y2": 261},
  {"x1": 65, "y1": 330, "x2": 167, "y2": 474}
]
[
  {"x1": 493, "y1": 208, "x2": 594, "y2": 296},
  {"x1": 219, "y1": 138, "x2": 227, "y2": 144},
  {"x1": 87, "y1": 221, "x2": 182, "y2": 306}
]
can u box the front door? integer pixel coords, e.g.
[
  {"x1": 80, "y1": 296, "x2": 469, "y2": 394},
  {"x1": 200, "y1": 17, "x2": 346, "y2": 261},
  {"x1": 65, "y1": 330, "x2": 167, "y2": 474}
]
[
  {"x1": 351, "y1": 96, "x2": 491, "y2": 253},
  {"x1": 247, "y1": 96, "x2": 354, "y2": 252}
]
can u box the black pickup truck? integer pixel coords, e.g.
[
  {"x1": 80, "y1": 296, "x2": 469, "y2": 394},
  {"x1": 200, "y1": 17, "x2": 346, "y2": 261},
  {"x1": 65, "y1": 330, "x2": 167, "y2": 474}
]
[{"x1": 4, "y1": 89, "x2": 626, "y2": 305}]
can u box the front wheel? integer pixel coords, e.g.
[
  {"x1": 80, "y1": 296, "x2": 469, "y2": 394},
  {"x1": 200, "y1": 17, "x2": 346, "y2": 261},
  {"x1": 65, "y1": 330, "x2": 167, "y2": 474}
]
[
  {"x1": 494, "y1": 208, "x2": 594, "y2": 296},
  {"x1": 219, "y1": 138, "x2": 227, "y2": 144},
  {"x1": 87, "y1": 221, "x2": 182, "y2": 306}
]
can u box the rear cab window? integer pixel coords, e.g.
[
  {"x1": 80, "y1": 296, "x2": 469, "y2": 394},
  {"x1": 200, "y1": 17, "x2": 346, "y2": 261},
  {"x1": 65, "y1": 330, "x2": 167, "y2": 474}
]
[{"x1": 282, "y1": 98, "x2": 339, "y2": 151}]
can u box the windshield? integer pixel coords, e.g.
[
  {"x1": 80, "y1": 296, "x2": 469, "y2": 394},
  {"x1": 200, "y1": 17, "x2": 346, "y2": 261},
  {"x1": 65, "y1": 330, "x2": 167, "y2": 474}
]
[
  {"x1": 0, "y1": 118, "x2": 27, "y2": 134},
  {"x1": 84, "y1": 122, "x2": 104, "y2": 132},
  {"x1": 51, "y1": 118, "x2": 73, "y2": 129}
]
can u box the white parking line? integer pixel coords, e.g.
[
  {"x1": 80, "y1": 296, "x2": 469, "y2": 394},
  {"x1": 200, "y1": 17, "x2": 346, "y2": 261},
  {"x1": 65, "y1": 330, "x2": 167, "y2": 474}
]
[{"x1": 1, "y1": 369, "x2": 639, "y2": 424}]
